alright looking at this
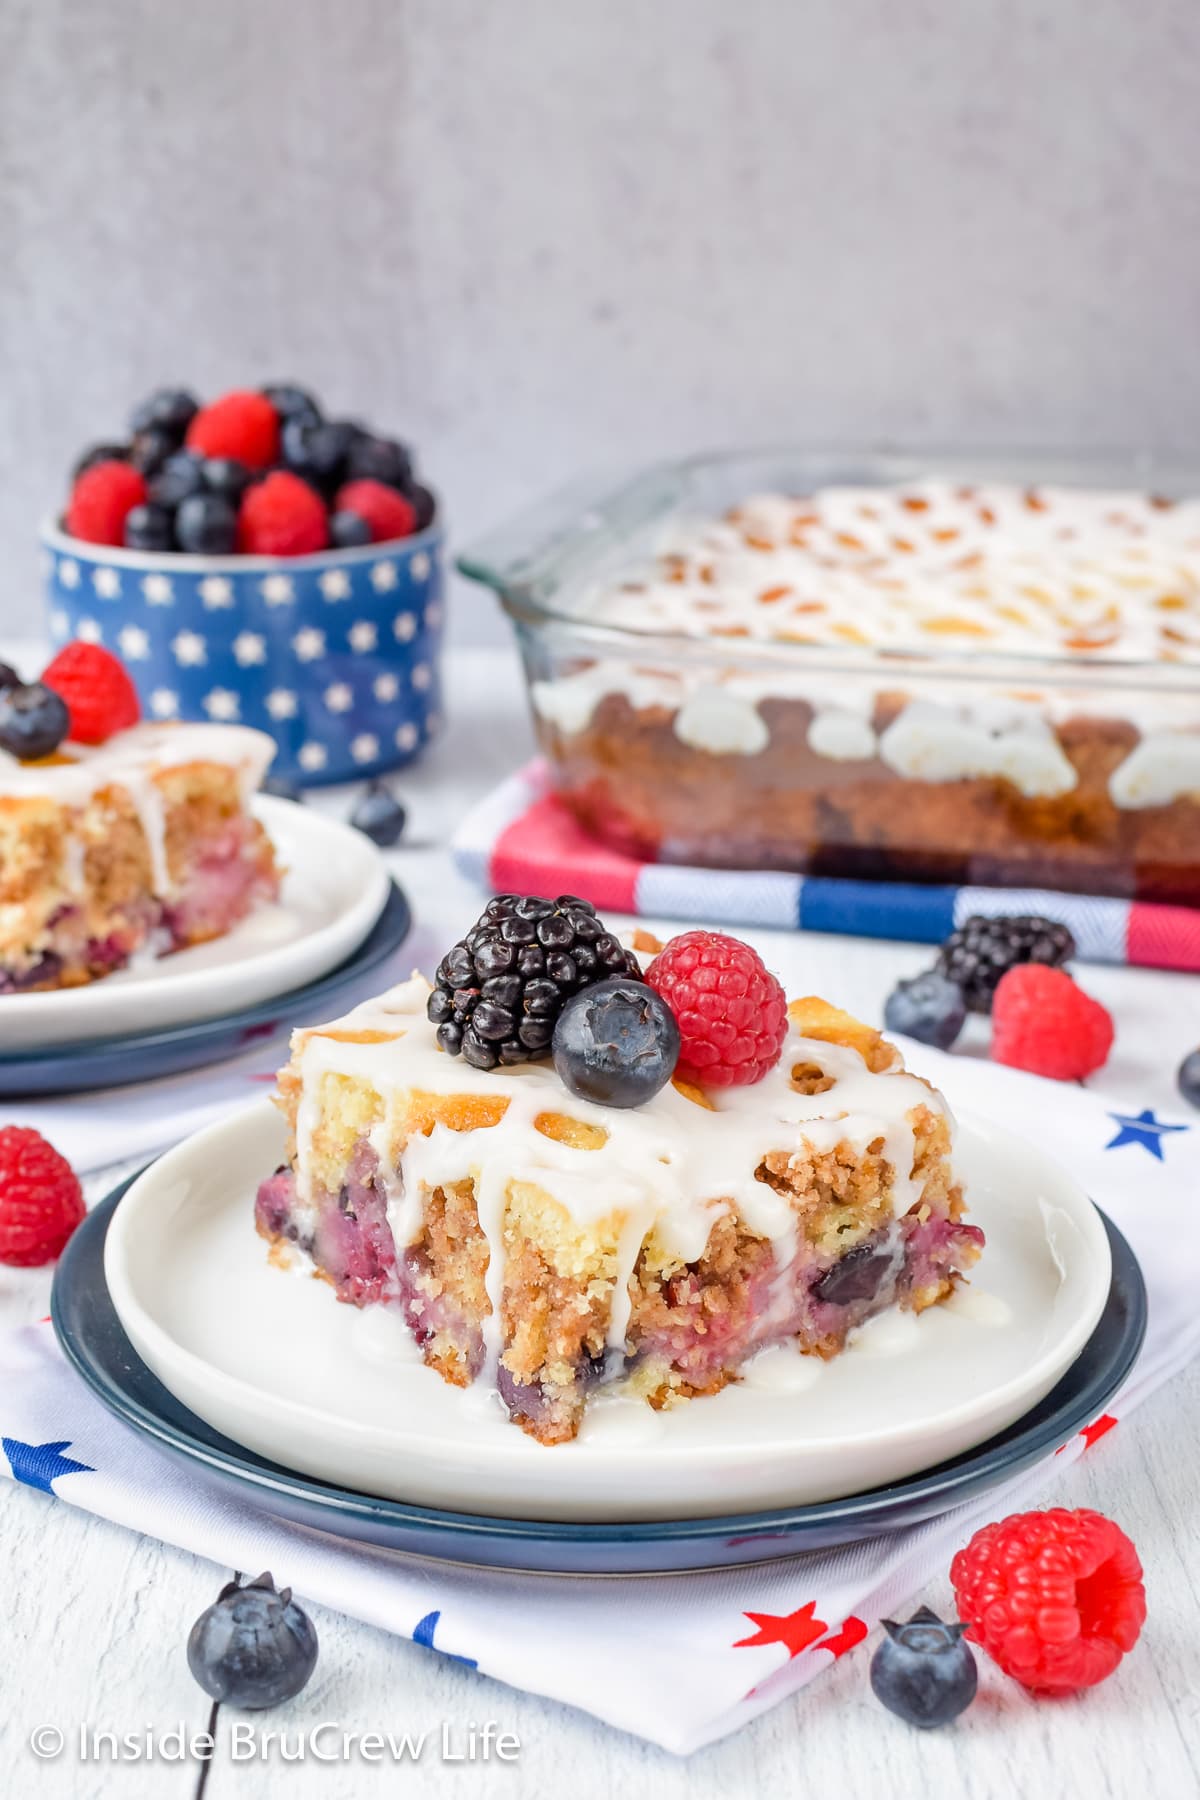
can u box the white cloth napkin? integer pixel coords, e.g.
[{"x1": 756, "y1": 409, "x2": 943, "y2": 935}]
[{"x1": 2, "y1": 1050, "x2": 1195, "y2": 1753}]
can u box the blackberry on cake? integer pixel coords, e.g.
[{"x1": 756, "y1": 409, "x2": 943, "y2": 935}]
[
  {"x1": 937, "y1": 914, "x2": 1076, "y2": 1014},
  {"x1": 427, "y1": 893, "x2": 643, "y2": 1069}
]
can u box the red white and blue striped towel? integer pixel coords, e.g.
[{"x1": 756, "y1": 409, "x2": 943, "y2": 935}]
[{"x1": 452, "y1": 762, "x2": 1200, "y2": 972}]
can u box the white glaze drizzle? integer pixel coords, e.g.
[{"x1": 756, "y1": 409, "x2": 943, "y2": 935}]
[{"x1": 288, "y1": 975, "x2": 955, "y2": 1379}]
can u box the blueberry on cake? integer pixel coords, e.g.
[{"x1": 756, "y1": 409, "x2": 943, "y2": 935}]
[
  {"x1": 257, "y1": 901, "x2": 983, "y2": 1445},
  {"x1": 0, "y1": 645, "x2": 279, "y2": 993}
]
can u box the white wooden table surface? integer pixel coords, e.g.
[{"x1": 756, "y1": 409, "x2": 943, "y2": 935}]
[{"x1": 2, "y1": 646, "x2": 1199, "y2": 1800}]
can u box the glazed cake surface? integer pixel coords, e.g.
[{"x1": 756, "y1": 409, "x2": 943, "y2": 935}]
[
  {"x1": 0, "y1": 721, "x2": 279, "y2": 993},
  {"x1": 529, "y1": 478, "x2": 1200, "y2": 898},
  {"x1": 256, "y1": 973, "x2": 983, "y2": 1445}
]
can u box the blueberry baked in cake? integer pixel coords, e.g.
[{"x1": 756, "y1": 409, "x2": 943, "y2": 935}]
[
  {"x1": 0, "y1": 643, "x2": 279, "y2": 994},
  {"x1": 257, "y1": 896, "x2": 983, "y2": 1445}
]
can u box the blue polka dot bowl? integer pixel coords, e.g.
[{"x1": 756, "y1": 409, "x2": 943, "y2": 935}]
[{"x1": 40, "y1": 522, "x2": 445, "y2": 786}]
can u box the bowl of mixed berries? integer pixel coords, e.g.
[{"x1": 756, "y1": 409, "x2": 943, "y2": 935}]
[{"x1": 43, "y1": 384, "x2": 443, "y2": 785}]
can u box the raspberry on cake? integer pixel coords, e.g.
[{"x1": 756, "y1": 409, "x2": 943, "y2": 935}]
[
  {"x1": 256, "y1": 915, "x2": 983, "y2": 1446},
  {"x1": 1, "y1": 716, "x2": 280, "y2": 994}
]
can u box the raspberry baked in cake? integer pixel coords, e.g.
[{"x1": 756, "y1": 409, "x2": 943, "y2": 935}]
[
  {"x1": 505, "y1": 474, "x2": 1200, "y2": 900},
  {"x1": 0, "y1": 644, "x2": 279, "y2": 994},
  {"x1": 256, "y1": 898, "x2": 983, "y2": 1445}
]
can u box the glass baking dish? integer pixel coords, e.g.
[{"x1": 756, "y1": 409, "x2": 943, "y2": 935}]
[{"x1": 460, "y1": 449, "x2": 1200, "y2": 902}]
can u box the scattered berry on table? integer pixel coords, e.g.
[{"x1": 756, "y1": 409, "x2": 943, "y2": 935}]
[
  {"x1": 0, "y1": 682, "x2": 71, "y2": 761},
  {"x1": 951, "y1": 1508, "x2": 1145, "y2": 1693},
  {"x1": 344, "y1": 433, "x2": 413, "y2": 491},
  {"x1": 428, "y1": 894, "x2": 643, "y2": 1070},
  {"x1": 123, "y1": 502, "x2": 175, "y2": 553},
  {"x1": 175, "y1": 491, "x2": 239, "y2": 556},
  {"x1": 73, "y1": 441, "x2": 132, "y2": 480},
  {"x1": 129, "y1": 386, "x2": 198, "y2": 439},
  {"x1": 66, "y1": 459, "x2": 148, "y2": 546},
  {"x1": 330, "y1": 508, "x2": 373, "y2": 548},
  {"x1": 1177, "y1": 1048, "x2": 1200, "y2": 1110},
  {"x1": 129, "y1": 424, "x2": 179, "y2": 477},
  {"x1": 349, "y1": 780, "x2": 407, "y2": 846},
  {"x1": 43, "y1": 641, "x2": 141, "y2": 744},
  {"x1": 260, "y1": 382, "x2": 322, "y2": 428},
  {"x1": 937, "y1": 914, "x2": 1076, "y2": 1014},
  {"x1": 646, "y1": 930, "x2": 788, "y2": 1087},
  {"x1": 201, "y1": 457, "x2": 253, "y2": 503},
  {"x1": 990, "y1": 963, "x2": 1113, "y2": 1081},
  {"x1": 0, "y1": 1126, "x2": 86, "y2": 1266},
  {"x1": 149, "y1": 450, "x2": 207, "y2": 511},
  {"x1": 883, "y1": 970, "x2": 966, "y2": 1051},
  {"x1": 237, "y1": 470, "x2": 330, "y2": 556},
  {"x1": 187, "y1": 1572, "x2": 318, "y2": 1709},
  {"x1": 185, "y1": 389, "x2": 281, "y2": 470},
  {"x1": 553, "y1": 976, "x2": 680, "y2": 1108},
  {"x1": 333, "y1": 478, "x2": 417, "y2": 543},
  {"x1": 261, "y1": 773, "x2": 304, "y2": 804},
  {"x1": 869, "y1": 1606, "x2": 977, "y2": 1729}
]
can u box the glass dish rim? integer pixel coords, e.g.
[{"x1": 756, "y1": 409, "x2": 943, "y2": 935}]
[{"x1": 459, "y1": 443, "x2": 1200, "y2": 686}]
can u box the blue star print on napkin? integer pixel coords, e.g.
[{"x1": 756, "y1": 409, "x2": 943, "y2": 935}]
[
  {"x1": 2, "y1": 1437, "x2": 94, "y2": 1493},
  {"x1": 1104, "y1": 1109, "x2": 1190, "y2": 1161}
]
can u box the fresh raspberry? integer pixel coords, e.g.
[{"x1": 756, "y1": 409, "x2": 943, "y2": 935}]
[
  {"x1": 186, "y1": 389, "x2": 281, "y2": 470},
  {"x1": 0, "y1": 1127, "x2": 86, "y2": 1266},
  {"x1": 42, "y1": 642, "x2": 140, "y2": 744},
  {"x1": 990, "y1": 964, "x2": 1113, "y2": 1081},
  {"x1": 333, "y1": 479, "x2": 417, "y2": 544},
  {"x1": 645, "y1": 930, "x2": 787, "y2": 1086},
  {"x1": 66, "y1": 460, "x2": 148, "y2": 546},
  {"x1": 237, "y1": 471, "x2": 330, "y2": 556},
  {"x1": 950, "y1": 1508, "x2": 1146, "y2": 1693}
]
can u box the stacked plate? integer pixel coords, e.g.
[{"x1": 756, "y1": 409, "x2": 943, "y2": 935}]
[{"x1": 2, "y1": 795, "x2": 412, "y2": 1095}]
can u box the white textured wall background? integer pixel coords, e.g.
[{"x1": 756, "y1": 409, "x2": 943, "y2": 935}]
[{"x1": 1, "y1": 0, "x2": 1198, "y2": 644}]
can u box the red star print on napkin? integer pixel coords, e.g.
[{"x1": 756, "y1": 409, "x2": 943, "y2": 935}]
[{"x1": 733, "y1": 1601, "x2": 828, "y2": 1658}]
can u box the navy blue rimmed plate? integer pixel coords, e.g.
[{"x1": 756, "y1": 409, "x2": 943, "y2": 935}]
[
  {"x1": 0, "y1": 881, "x2": 411, "y2": 1097},
  {"x1": 52, "y1": 1185, "x2": 1145, "y2": 1576}
]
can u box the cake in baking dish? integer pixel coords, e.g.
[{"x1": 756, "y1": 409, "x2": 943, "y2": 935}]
[
  {"x1": 523, "y1": 477, "x2": 1200, "y2": 899},
  {"x1": 256, "y1": 923, "x2": 983, "y2": 1446},
  {"x1": 0, "y1": 721, "x2": 280, "y2": 994}
]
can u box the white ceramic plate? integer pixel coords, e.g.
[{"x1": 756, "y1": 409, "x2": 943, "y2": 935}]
[
  {"x1": 105, "y1": 1096, "x2": 1112, "y2": 1523},
  {"x1": 4, "y1": 797, "x2": 390, "y2": 1049}
]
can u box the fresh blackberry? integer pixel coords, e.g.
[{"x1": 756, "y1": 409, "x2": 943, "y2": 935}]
[
  {"x1": 428, "y1": 894, "x2": 643, "y2": 1070},
  {"x1": 936, "y1": 914, "x2": 1075, "y2": 1014}
]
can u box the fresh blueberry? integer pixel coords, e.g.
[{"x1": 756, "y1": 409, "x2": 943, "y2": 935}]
[
  {"x1": 883, "y1": 970, "x2": 966, "y2": 1051},
  {"x1": 552, "y1": 976, "x2": 679, "y2": 1108},
  {"x1": 0, "y1": 662, "x2": 19, "y2": 691},
  {"x1": 72, "y1": 442, "x2": 131, "y2": 480},
  {"x1": 123, "y1": 502, "x2": 175, "y2": 552},
  {"x1": 262, "y1": 774, "x2": 304, "y2": 805},
  {"x1": 187, "y1": 1572, "x2": 318, "y2": 1710},
  {"x1": 344, "y1": 434, "x2": 412, "y2": 491},
  {"x1": 870, "y1": 1606, "x2": 977, "y2": 1729},
  {"x1": 175, "y1": 491, "x2": 239, "y2": 555},
  {"x1": 261, "y1": 383, "x2": 323, "y2": 429},
  {"x1": 349, "y1": 780, "x2": 406, "y2": 846},
  {"x1": 411, "y1": 483, "x2": 437, "y2": 531},
  {"x1": 149, "y1": 450, "x2": 206, "y2": 510},
  {"x1": 281, "y1": 418, "x2": 362, "y2": 495},
  {"x1": 202, "y1": 457, "x2": 252, "y2": 503},
  {"x1": 129, "y1": 387, "x2": 198, "y2": 440},
  {"x1": 0, "y1": 682, "x2": 70, "y2": 761},
  {"x1": 1178, "y1": 1049, "x2": 1200, "y2": 1110},
  {"x1": 330, "y1": 509, "x2": 372, "y2": 548},
  {"x1": 129, "y1": 425, "x2": 178, "y2": 477}
]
